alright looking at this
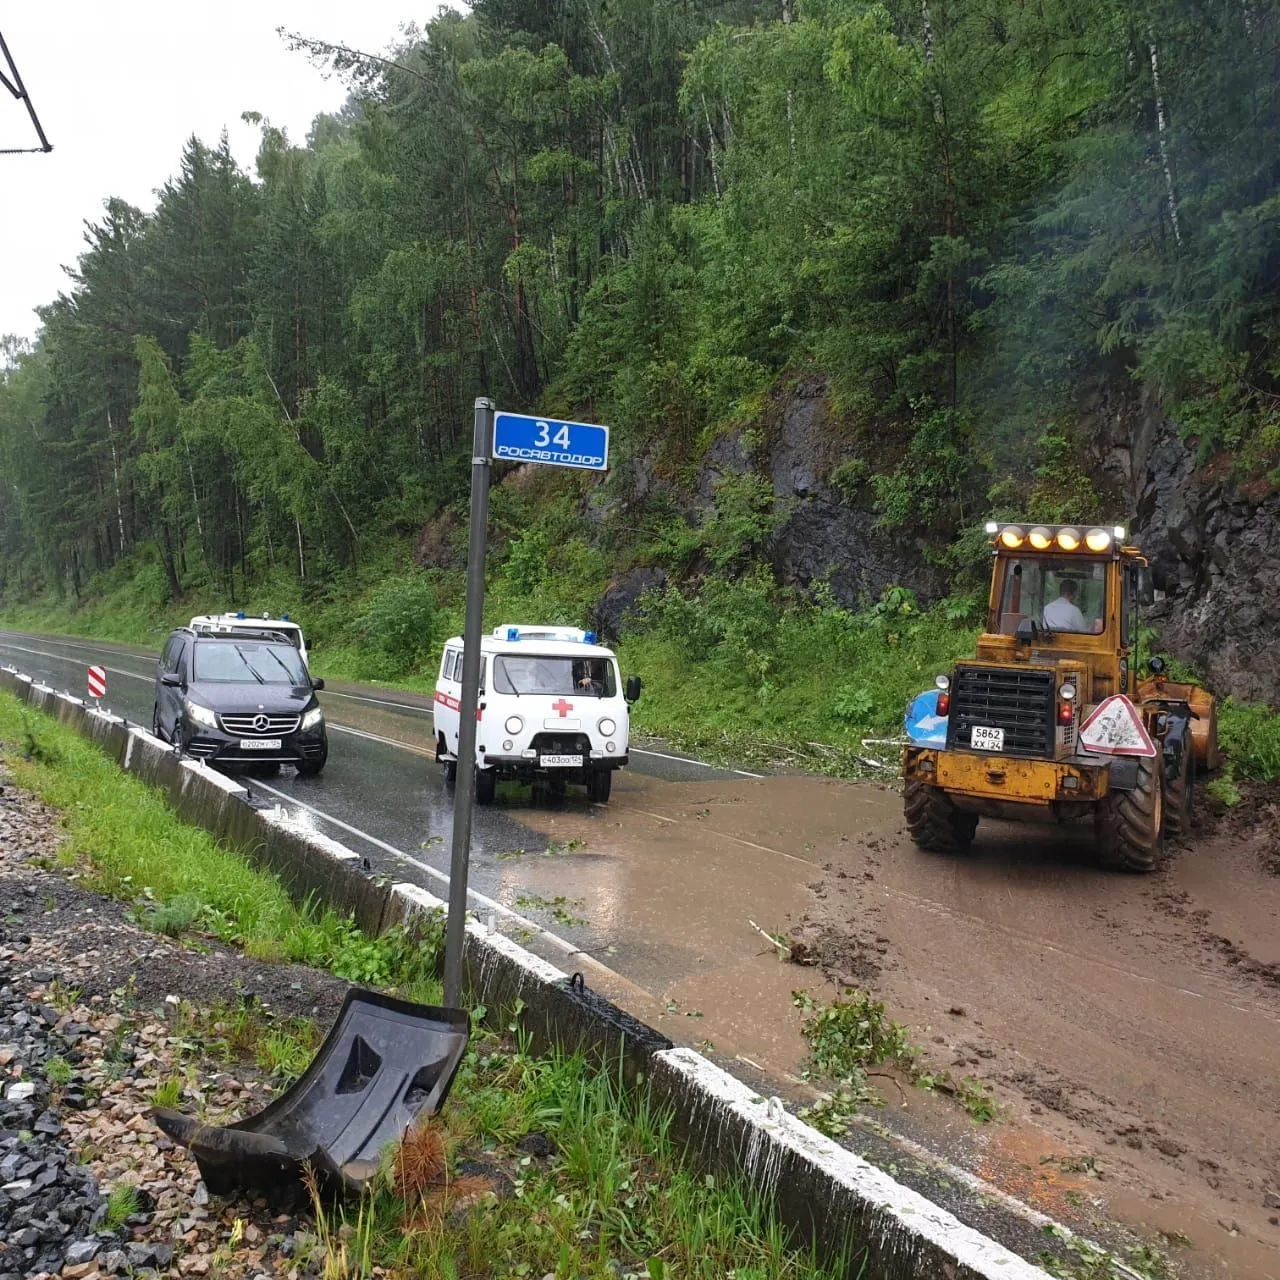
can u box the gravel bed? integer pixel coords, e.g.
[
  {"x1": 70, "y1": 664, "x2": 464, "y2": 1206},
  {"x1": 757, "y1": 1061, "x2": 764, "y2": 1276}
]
[{"x1": 0, "y1": 758, "x2": 352, "y2": 1279}]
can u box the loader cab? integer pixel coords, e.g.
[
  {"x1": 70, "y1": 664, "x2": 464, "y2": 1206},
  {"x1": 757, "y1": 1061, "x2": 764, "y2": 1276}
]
[{"x1": 976, "y1": 522, "x2": 1144, "y2": 704}]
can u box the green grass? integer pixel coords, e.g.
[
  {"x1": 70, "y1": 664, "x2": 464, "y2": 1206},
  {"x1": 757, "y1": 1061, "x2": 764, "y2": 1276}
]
[
  {"x1": 310, "y1": 1038, "x2": 855, "y2": 1280},
  {"x1": 255, "y1": 1018, "x2": 322, "y2": 1082},
  {"x1": 150, "y1": 1074, "x2": 184, "y2": 1109},
  {"x1": 103, "y1": 1185, "x2": 141, "y2": 1231},
  {"x1": 0, "y1": 692, "x2": 444, "y2": 999},
  {"x1": 1218, "y1": 697, "x2": 1280, "y2": 781},
  {"x1": 617, "y1": 578, "x2": 976, "y2": 774},
  {"x1": 44, "y1": 1056, "x2": 73, "y2": 1087},
  {"x1": 792, "y1": 989, "x2": 1004, "y2": 1133}
]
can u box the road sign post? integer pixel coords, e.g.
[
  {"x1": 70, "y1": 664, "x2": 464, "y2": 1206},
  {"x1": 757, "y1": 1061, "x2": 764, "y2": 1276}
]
[
  {"x1": 441, "y1": 401, "x2": 609, "y2": 1007},
  {"x1": 443, "y1": 398, "x2": 495, "y2": 1007},
  {"x1": 87, "y1": 665, "x2": 107, "y2": 701}
]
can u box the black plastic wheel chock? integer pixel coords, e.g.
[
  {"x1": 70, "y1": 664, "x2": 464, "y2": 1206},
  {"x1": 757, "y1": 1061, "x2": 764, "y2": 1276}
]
[{"x1": 152, "y1": 988, "x2": 469, "y2": 1200}]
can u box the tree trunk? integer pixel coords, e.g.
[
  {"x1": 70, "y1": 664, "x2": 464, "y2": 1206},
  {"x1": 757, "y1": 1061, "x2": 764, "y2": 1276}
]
[{"x1": 1148, "y1": 39, "x2": 1182, "y2": 247}]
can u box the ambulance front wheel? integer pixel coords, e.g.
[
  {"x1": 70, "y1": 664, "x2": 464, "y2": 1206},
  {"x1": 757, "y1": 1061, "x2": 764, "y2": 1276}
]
[
  {"x1": 475, "y1": 768, "x2": 496, "y2": 806},
  {"x1": 586, "y1": 769, "x2": 612, "y2": 803},
  {"x1": 442, "y1": 759, "x2": 457, "y2": 788}
]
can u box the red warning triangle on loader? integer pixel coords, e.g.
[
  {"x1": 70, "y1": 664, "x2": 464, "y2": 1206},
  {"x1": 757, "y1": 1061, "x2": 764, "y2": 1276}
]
[{"x1": 1079, "y1": 695, "x2": 1157, "y2": 757}]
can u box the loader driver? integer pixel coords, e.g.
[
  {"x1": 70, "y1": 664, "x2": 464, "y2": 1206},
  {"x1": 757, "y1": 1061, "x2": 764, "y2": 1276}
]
[{"x1": 1043, "y1": 577, "x2": 1102, "y2": 634}]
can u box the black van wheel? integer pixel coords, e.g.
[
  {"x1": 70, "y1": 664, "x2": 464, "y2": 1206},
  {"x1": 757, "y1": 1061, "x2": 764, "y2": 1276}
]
[
  {"x1": 297, "y1": 742, "x2": 328, "y2": 777},
  {"x1": 586, "y1": 769, "x2": 613, "y2": 803},
  {"x1": 151, "y1": 705, "x2": 165, "y2": 741},
  {"x1": 475, "y1": 769, "x2": 496, "y2": 805}
]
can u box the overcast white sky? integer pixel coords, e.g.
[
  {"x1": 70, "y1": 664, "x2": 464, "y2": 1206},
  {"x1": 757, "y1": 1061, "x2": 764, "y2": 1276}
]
[{"x1": 1, "y1": 3, "x2": 450, "y2": 342}]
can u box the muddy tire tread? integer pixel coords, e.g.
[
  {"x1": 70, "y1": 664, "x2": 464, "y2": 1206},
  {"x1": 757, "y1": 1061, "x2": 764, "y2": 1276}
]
[
  {"x1": 1163, "y1": 745, "x2": 1193, "y2": 842},
  {"x1": 904, "y1": 780, "x2": 974, "y2": 853},
  {"x1": 1097, "y1": 755, "x2": 1162, "y2": 872}
]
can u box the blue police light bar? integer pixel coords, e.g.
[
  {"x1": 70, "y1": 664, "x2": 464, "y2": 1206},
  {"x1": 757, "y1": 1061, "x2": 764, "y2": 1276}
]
[
  {"x1": 583, "y1": 631, "x2": 596, "y2": 645},
  {"x1": 507, "y1": 627, "x2": 520, "y2": 641},
  {"x1": 282, "y1": 613, "x2": 290, "y2": 621},
  {"x1": 236, "y1": 611, "x2": 246, "y2": 619}
]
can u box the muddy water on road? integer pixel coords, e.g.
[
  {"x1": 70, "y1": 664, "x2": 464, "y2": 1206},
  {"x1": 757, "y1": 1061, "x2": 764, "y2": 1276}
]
[
  {"x1": 519, "y1": 771, "x2": 1279, "y2": 1278},
  {"x1": 798, "y1": 807, "x2": 1280, "y2": 1279}
]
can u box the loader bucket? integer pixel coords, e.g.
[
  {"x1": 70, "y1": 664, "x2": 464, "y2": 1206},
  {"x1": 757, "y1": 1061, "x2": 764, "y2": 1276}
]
[{"x1": 152, "y1": 988, "x2": 469, "y2": 1201}]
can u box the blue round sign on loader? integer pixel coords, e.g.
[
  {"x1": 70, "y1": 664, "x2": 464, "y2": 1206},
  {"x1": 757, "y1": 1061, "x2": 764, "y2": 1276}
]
[{"x1": 905, "y1": 689, "x2": 948, "y2": 747}]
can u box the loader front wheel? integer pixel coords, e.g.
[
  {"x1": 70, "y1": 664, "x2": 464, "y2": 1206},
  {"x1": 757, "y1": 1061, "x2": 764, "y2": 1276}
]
[
  {"x1": 905, "y1": 780, "x2": 977, "y2": 854},
  {"x1": 1096, "y1": 755, "x2": 1163, "y2": 872},
  {"x1": 1162, "y1": 743, "x2": 1194, "y2": 842}
]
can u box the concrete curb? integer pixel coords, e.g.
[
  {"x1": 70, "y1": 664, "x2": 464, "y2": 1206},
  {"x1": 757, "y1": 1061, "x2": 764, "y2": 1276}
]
[{"x1": 0, "y1": 665, "x2": 1053, "y2": 1280}]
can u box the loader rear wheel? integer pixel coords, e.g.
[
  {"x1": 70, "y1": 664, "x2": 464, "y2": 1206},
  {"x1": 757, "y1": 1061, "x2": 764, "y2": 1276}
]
[
  {"x1": 904, "y1": 780, "x2": 977, "y2": 853},
  {"x1": 1096, "y1": 755, "x2": 1163, "y2": 872},
  {"x1": 1162, "y1": 744, "x2": 1194, "y2": 842}
]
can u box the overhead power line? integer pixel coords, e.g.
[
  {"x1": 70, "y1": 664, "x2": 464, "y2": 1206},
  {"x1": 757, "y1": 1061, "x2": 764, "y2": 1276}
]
[{"x1": 0, "y1": 28, "x2": 52, "y2": 154}]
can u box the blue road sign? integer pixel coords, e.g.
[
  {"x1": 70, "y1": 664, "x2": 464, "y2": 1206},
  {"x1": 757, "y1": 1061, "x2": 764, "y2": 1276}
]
[{"x1": 492, "y1": 411, "x2": 609, "y2": 472}]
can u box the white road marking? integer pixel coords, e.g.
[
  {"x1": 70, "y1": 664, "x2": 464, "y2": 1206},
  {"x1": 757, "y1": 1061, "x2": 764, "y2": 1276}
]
[
  {"x1": 631, "y1": 744, "x2": 764, "y2": 777},
  {"x1": 0, "y1": 640, "x2": 152, "y2": 682},
  {"x1": 320, "y1": 687, "x2": 434, "y2": 713},
  {"x1": 616, "y1": 804, "x2": 819, "y2": 867},
  {"x1": 326, "y1": 723, "x2": 431, "y2": 755}
]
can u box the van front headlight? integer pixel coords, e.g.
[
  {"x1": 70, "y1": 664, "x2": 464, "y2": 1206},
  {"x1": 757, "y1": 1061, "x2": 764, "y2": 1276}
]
[
  {"x1": 184, "y1": 700, "x2": 217, "y2": 729},
  {"x1": 505, "y1": 715, "x2": 524, "y2": 735},
  {"x1": 597, "y1": 717, "x2": 616, "y2": 737},
  {"x1": 301, "y1": 706, "x2": 325, "y2": 731}
]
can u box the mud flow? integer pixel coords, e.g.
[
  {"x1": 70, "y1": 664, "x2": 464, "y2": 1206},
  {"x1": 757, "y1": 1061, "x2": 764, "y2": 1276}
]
[{"x1": 511, "y1": 771, "x2": 1280, "y2": 1279}]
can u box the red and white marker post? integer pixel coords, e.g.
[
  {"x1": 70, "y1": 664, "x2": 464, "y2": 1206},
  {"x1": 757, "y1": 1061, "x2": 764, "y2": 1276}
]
[{"x1": 87, "y1": 664, "x2": 107, "y2": 702}]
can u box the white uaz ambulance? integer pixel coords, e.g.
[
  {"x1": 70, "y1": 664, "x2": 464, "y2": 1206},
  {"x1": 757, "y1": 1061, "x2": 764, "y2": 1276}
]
[
  {"x1": 190, "y1": 612, "x2": 311, "y2": 668},
  {"x1": 433, "y1": 624, "x2": 642, "y2": 804}
]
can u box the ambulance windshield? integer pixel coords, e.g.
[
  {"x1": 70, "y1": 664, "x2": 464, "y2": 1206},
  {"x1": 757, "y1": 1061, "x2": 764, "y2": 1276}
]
[{"x1": 494, "y1": 655, "x2": 616, "y2": 698}]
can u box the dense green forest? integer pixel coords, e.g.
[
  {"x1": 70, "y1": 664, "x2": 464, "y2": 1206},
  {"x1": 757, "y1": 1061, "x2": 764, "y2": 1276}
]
[{"x1": 2, "y1": 0, "x2": 1279, "y2": 767}]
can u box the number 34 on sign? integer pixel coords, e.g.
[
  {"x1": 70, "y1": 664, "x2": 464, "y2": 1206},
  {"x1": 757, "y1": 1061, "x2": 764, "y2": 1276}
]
[{"x1": 492, "y1": 411, "x2": 609, "y2": 473}]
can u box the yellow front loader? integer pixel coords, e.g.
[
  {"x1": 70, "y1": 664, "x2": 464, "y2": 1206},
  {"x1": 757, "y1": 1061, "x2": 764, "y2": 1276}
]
[{"x1": 902, "y1": 522, "x2": 1217, "y2": 871}]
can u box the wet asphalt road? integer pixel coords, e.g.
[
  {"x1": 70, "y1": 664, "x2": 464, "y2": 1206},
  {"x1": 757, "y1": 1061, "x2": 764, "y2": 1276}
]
[{"x1": 0, "y1": 630, "x2": 750, "y2": 976}]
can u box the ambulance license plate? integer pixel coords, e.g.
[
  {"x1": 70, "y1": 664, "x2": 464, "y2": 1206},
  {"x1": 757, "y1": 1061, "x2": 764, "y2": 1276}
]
[
  {"x1": 240, "y1": 738, "x2": 282, "y2": 751},
  {"x1": 970, "y1": 726, "x2": 1004, "y2": 752},
  {"x1": 541, "y1": 754, "x2": 582, "y2": 768}
]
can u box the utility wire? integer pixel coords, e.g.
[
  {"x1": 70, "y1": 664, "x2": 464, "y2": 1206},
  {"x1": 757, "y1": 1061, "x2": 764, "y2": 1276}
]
[{"x1": 0, "y1": 29, "x2": 52, "y2": 154}]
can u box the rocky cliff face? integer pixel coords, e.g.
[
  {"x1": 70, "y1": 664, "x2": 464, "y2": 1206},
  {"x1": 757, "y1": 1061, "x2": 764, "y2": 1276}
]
[
  {"x1": 764, "y1": 378, "x2": 946, "y2": 608},
  {"x1": 754, "y1": 378, "x2": 1280, "y2": 704},
  {"x1": 1133, "y1": 424, "x2": 1280, "y2": 704},
  {"x1": 590, "y1": 373, "x2": 1280, "y2": 705}
]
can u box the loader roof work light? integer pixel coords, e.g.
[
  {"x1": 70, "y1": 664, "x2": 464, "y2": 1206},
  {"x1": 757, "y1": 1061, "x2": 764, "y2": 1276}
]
[{"x1": 988, "y1": 521, "x2": 1129, "y2": 555}]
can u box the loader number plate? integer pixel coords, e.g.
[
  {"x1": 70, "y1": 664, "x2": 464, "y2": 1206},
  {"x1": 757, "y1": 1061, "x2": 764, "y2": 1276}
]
[{"x1": 971, "y1": 726, "x2": 1004, "y2": 752}]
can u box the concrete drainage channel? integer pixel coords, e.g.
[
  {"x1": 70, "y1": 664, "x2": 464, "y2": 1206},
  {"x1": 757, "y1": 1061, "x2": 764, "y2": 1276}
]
[{"x1": 0, "y1": 665, "x2": 1054, "y2": 1280}]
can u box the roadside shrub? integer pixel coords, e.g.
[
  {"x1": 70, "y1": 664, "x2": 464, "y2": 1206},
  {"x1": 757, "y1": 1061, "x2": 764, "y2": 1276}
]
[
  {"x1": 1218, "y1": 698, "x2": 1280, "y2": 781},
  {"x1": 357, "y1": 573, "x2": 438, "y2": 674}
]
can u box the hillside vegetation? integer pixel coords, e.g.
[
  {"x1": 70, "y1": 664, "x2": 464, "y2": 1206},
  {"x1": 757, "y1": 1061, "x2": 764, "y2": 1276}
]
[{"x1": 2, "y1": 0, "x2": 1279, "y2": 764}]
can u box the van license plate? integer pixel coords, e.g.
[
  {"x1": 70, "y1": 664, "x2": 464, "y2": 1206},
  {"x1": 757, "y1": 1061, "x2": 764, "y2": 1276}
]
[
  {"x1": 541, "y1": 754, "x2": 582, "y2": 768},
  {"x1": 971, "y1": 727, "x2": 1004, "y2": 752},
  {"x1": 240, "y1": 739, "x2": 282, "y2": 751}
]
